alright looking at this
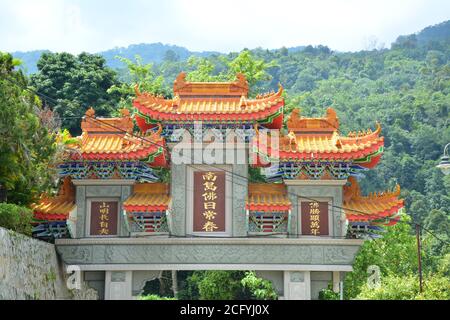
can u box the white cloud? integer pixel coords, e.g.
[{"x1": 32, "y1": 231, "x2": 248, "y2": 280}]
[{"x1": 0, "y1": 0, "x2": 448, "y2": 53}]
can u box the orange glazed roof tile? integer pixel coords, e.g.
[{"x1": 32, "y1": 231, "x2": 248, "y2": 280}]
[
  {"x1": 246, "y1": 183, "x2": 291, "y2": 211},
  {"x1": 69, "y1": 108, "x2": 167, "y2": 165},
  {"x1": 133, "y1": 72, "x2": 284, "y2": 123},
  {"x1": 174, "y1": 72, "x2": 249, "y2": 96},
  {"x1": 253, "y1": 108, "x2": 384, "y2": 163},
  {"x1": 123, "y1": 183, "x2": 171, "y2": 212},
  {"x1": 33, "y1": 177, "x2": 76, "y2": 221},
  {"x1": 343, "y1": 177, "x2": 404, "y2": 224}
]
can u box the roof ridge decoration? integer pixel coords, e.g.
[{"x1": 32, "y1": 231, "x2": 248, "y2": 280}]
[
  {"x1": 132, "y1": 79, "x2": 285, "y2": 129},
  {"x1": 286, "y1": 107, "x2": 339, "y2": 133},
  {"x1": 32, "y1": 177, "x2": 76, "y2": 221},
  {"x1": 173, "y1": 72, "x2": 249, "y2": 97},
  {"x1": 343, "y1": 176, "x2": 404, "y2": 225},
  {"x1": 341, "y1": 122, "x2": 382, "y2": 144},
  {"x1": 81, "y1": 107, "x2": 133, "y2": 134}
]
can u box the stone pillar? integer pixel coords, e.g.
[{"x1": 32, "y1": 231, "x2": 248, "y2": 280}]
[
  {"x1": 170, "y1": 162, "x2": 187, "y2": 236},
  {"x1": 120, "y1": 185, "x2": 132, "y2": 237},
  {"x1": 75, "y1": 186, "x2": 86, "y2": 238},
  {"x1": 232, "y1": 164, "x2": 248, "y2": 237},
  {"x1": 332, "y1": 271, "x2": 340, "y2": 293},
  {"x1": 283, "y1": 271, "x2": 311, "y2": 300},
  {"x1": 105, "y1": 271, "x2": 132, "y2": 300}
]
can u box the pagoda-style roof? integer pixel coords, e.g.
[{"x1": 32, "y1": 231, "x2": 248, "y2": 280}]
[
  {"x1": 246, "y1": 183, "x2": 291, "y2": 212},
  {"x1": 343, "y1": 177, "x2": 404, "y2": 226},
  {"x1": 133, "y1": 72, "x2": 284, "y2": 130},
  {"x1": 123, "y1": 183, "x2": 171, "y2": 212},
  {"x1": 69, "y1": 108, "x2": 168, "y2": 166},
  {"x1": 253, "y1": 108, "x2": 384, "y2": 167},
  {"x1": 32, "y1": 177, "x2": 76, "y2": 221}
]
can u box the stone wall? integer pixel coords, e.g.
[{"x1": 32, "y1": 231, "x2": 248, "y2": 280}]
[{"x1": 0, "y1": 227, "x2": 97, "y2": 300}]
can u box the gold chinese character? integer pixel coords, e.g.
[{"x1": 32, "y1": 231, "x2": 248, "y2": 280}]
[
  {"x1": 100, "y1": 221, "x2": 109, "y2": 229},
  {"x1": 99, "y1": 228, "x2": 109, "y2": 235},
  {"x1": 202, "y1": 221, "x2": 218, "y2": 232},
  {"x1": 100, "y1": 214, "x2": 109, "y2": 221},
  {"x1": 309, "y1": 208, "x2": 320, "y2": 215},
  {"x1": 203, "y1": 181, "x2": 217, "y2": 191},
  {"x1": 202, "y1": 192, "x2": 217, "y2": 201},
  {"x1": 309, "y1": 202, "x2": 319, "y2": 209},
  {"x1": 311, "y1": 228, "x2": 320, "y2": 236},
  {"x1": 203, "y1": 210, "x2": 217, "y2": 220},
  {"x1": 310, "y1": 215, "x2": 320, "y2": 221},
  {"x1": 310, "y1": 221, "x2": 320, "y2": 229},
  {"x1": 203, "y1": 172, "x2": 217, "y2": 182},
  {"x1": 204, "y1": 202, "x2": 216, "y2": 210}
]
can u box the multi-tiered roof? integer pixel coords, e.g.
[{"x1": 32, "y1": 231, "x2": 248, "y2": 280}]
[
  {"x1": 253, "y1": 108, "x2": 384, "y2": 168},
  {"x1": 70, "y1": 108, "x2": 167, "y2": 165},
  {"x1": 133, "y1": 72, "x2": 285, "y2": 132}
]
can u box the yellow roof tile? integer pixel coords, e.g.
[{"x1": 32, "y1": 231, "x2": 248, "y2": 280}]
[
  {"x1": 343, "y1": 177, "x2": 404, "y2": 221},
  {"x1": 246, "y1": 184, "x2": 291, "y2": 211},
  {"x1": 123, "y1": 183, "x2": 171, "y2": 212},
  {"x1": 32, "y1": 177, "x2": 76, "y2": 220}
]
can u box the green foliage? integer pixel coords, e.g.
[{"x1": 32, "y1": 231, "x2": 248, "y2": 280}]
[
  {"x1": 195, "y1": 271, "x2": 246, "y2": 300},
  {"x1": 107, "y1": 55, "x2": 170, "y2": 113},
  {"x1": 179, "y1": 271, "x2": 277, "y2": 300},
  {"x1": 30, "y1": 52, "x2": 120, "y2": 134},
  {"x1": 240, "y1": 271, "x2": 278, "y2": 300},
  {"x1": 0, "y1": 203, "x2": 33, "y2": 235},
  {"x1": 186, "y1": 56, "x2": 227, "y2": 82},
  {"x1": 344, "y1": 213, "x2": 450, "y2": 299},
  {"x1": 138, "y1": 294, "x2": 176, "y2": 300},
  {"x1": 318, "y1": 284, "x2": 340, "y2": 300},
  {"x1": 0, "y1": 52, "x2": 57, "y2": 205},
  {"x1": 356, "y1": 274, "x2": 450, "y2": 300},
  {"x1": 344, "y1": 214, "x2": 419, "y2": 299},
  {"x1": 248, "y1": 167, "x2": 265, "y2": 183},
  {"x1": 176, "y1": 271, "x2": 200, "y2": 300},
  {"x1": 185, "y1": 50, "x2": 275, "y2": 96}
]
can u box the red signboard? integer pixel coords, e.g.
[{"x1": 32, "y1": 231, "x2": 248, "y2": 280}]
[
  {"x1": 300, "y1": 201, "x2": 329, "y2": 236},
  {"x1": 90, "y1": 201, "x2": 118, "y2": 236},
  {"x1": 193, "y1": 171, "x2": 226, "y2": 232}
]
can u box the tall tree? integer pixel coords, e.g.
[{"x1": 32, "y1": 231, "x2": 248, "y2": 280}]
[
  {"x1": 30, "y1": 52, "x2": 120, "y2": 134},
  {"x1": 0, "y1": 52, "x2": 56, "y2": 205}
]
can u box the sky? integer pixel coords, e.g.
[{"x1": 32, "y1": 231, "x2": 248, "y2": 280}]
[{"x1": 0, "y1": 0, "x2": 449, "y2": 54}]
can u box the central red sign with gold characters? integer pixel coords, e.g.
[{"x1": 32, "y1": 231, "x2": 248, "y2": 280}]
[{"x1": 193, "y1": 171, "x2": 226, "y2": 232}]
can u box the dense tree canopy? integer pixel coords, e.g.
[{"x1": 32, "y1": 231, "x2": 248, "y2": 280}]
[
  {"x1": 30, "y1": 52, "x2": 120, "y2": 134},
  {"x1": 0, "y1": 52, "x2": 57, "y2": 205}
]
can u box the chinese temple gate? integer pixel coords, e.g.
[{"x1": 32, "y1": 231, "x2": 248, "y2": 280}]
[{"x1": 32, "y1": 73, "x2": 404, "y2": 300}]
